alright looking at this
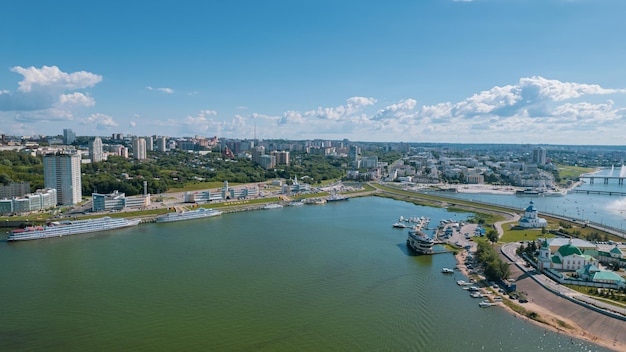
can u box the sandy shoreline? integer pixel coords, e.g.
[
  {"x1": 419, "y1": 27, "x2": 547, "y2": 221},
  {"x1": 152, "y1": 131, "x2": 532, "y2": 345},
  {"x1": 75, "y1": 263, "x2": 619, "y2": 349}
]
[{"x1": 453, "y1": 250, "x2": 624, "y2": 351}]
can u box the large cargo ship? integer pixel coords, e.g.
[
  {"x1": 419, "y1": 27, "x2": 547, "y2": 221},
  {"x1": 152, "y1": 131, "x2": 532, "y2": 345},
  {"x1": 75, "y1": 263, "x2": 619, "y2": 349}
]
[
  {"x1": 7, "y1": 216, "x2": 141, "y2": 241},
  {"x1": 155, "y1": 208, "x2": 222, "y2": 223},
  {"x1": 406, "y1": 229, "x2": 434, "y2": 255}
]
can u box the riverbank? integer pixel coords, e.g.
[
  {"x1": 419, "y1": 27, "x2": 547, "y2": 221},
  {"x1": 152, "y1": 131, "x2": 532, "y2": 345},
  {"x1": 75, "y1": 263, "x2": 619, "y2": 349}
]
[
  {"x1": 453, "y1": 181, "x2": 583, "y2": 195},
  {"x1": 454, "y1": 250, "x2": 624, "y2": 351}
]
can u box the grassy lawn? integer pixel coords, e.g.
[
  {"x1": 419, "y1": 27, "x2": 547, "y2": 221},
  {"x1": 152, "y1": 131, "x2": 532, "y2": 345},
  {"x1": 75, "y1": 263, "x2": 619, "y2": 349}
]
[
  {"x1": 341, "y1": 183, "x2": 375, "y2": 195},
  {"x1": 501, "y1": 226, "x2": 552, "y2": 242},
  {"x1": 563, "y1": 284, "x2": 626, "y2": 307},
  {"x1": 167, "y1": 181, "x2": 241, "y2": 192},
  {"x1": 292, "y1": 192, "x2": 328, "y2": 200},
  {"x1": 209, "y1": 197, "x2": 282, "y2": 208},
  {"x1": 556, "y1": 164, "x2": 595, "y2": 179},
  {"x1": 499, "y1": 213, "x2": 623, "y2": 243},
  {"x1": 563, "y1": 285, "x2": 626, "y2": 308},
  {"x1": 361, "y1": 183, "x2": 376, "y2": 192}
]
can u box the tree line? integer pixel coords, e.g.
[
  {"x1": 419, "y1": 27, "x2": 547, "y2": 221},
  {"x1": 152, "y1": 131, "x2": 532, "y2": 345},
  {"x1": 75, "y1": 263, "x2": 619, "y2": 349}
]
[{"x1": 0, "y1": 149, "x2": 350, "y2": 196}]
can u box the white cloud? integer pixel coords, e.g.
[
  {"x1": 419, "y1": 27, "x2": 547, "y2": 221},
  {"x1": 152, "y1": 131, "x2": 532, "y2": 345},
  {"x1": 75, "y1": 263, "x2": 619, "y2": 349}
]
[
  {"x1": 199, "y1": 110, "x2": 217, "y2": 116},
  {"x1": 81, "y1": 113, "x2": 118, "y2": 130},
  {"x1": 15, "y1": 108, "x2": 73, "y2": 122},
  {"x1": 58, "y1": 92, "x2": 95, "y2": 107},
  {"x1": 255, "y1": 76, "x2": 626, "y2": 143},
  {"x1": 10, "y1": 65, "x2": 102, "y2": 92},
  {"x1": 373, "y1": 99, "x2": 417, "y2": 120},
  {"x1": 146, "y1": 86, "x2": 174, "y2": 94},
  {"x1": 156, "y1": 110, "x2": 221, "y2": 135},
  {"x1": 129, "y1": 121, "x2": 137, "y2": 127},
  {"x1": 346, "y1": 96, "x2": 377, "y2": 106},
  {"x1": 279, "y1": 110, "x2": 305, "y2": 125},
  {"x1": 519, "y1": 76, "x2": 625, "y2": 101},
  {"x1": 0, "y1": 66, "x2": 102, "y2": 130},
  {"x1": 278, "y1": 96, "x2": 377, "y2": 123}
]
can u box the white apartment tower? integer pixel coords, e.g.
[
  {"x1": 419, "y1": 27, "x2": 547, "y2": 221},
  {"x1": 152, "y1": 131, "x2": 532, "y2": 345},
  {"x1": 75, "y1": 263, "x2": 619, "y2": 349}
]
[
  {"x1": 89, "y1": 137, "x2": 104, "y2": 162},
  {"x1": 156, "y1": 136, "x2": 167, "y2": 152},
  {"x1": 132, "y1": 138, "x2": 147, "y2": 160},
  {"x1": 43, "y1": 151, "x2": 82, "y2": 205},
  {"x1": 146, "y1": 136, "x2": 154, "y2": 151}
]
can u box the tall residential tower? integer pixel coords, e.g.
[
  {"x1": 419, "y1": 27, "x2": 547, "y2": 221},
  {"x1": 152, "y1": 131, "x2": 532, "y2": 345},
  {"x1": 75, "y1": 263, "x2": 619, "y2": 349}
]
[
  {"x1": 132, "y1": 138, "x2": 147, "y2": 160},
  {"x1": 43, "y1": 151, "x2": 82, "y2": 205},
  {"x1": 89, "y1": 137, "x2": 104, "y2": 162}
]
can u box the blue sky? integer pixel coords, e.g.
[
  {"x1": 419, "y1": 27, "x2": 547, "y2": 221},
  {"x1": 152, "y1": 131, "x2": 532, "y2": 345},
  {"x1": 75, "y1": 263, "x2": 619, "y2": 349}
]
[{"x1": 1, "y1": 0, "x2": 626, "y2": 144}]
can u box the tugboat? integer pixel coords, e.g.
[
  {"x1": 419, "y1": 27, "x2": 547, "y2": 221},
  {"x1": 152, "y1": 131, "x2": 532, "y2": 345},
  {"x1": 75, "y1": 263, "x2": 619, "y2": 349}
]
[{"x1": 406, "y1": 229, "x2": 434, "y2": 255}]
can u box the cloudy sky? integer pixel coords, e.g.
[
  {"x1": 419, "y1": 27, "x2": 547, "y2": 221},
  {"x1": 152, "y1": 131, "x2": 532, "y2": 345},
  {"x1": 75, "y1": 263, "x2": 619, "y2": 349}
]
[{"x1": 1, "y1": 0, "x2": 625, "y2": 144}]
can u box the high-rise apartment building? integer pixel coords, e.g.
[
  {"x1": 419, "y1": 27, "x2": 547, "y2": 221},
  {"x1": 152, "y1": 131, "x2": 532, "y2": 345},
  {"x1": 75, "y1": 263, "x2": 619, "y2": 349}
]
[
  {"x1": 43, "y1": 151, "x2": 82, "y2": 205},
  {"x1": 89, "y1": 137, "x2": 104, "y2": 162},
  {"x1": 348, "y1": 145, "x2": 359, "y2": 163},
  {"x1": 533, "y1": 147, "x2": 547, "y2": 165},
  {"x1": 132, "y1": 138, "x2": 147, "y2": 160},
  {"x1": 251, "y1": 146, "x2": 265, "y2": 164},
  {"x1": 156, "y1": 136, "x2": 167, "y2": 152},
  {"x1": 271, "y1": 151, "x2": 290, "y2": 166},
  {"x1": 63, "y1": 128, "x2": 76, "y2": 145},
  {"x1": 145, "y1": 136, "x2": 154, "y2": 151}
]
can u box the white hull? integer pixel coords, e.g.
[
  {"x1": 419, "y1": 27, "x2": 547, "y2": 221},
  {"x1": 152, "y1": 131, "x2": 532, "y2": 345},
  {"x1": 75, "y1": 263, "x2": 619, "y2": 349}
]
[
  {"x1": 7, "y1": 217, "x2": 141, "y2": 241},
  {"x1": 156, "y1": 208, "x2": 222, "y2": 223},
  {"x1": 406, "y1": 230, "x2": 434, "y2": 255}
]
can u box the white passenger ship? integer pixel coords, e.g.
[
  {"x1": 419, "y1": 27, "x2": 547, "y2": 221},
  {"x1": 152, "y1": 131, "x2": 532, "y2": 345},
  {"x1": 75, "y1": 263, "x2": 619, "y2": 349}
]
[
  {"x1": 406, "y1": 229, "x2": 434, "y2": 255},
  {"x1": 7, "y1": 216, "x2": 141, "y2": 241},
  {"x1": 155, "y1": 208, "x2": 222, "y2": 223}
]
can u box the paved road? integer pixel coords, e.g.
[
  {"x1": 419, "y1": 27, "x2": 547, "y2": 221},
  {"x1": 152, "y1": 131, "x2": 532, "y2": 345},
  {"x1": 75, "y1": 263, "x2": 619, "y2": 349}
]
[
  {"x1": 500, "y1": 243, "x2": 626, "y2": 348},
  {"x1": 494, "y1": 212, "x2": 520, "y2": 238}
]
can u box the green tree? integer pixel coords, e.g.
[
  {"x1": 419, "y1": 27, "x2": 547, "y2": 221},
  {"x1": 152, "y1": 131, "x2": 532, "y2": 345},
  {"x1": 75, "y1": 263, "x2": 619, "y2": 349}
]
[
  {"x1": 0, "y1": 173, "x2": 13, "y2": 185},
  {"x1": 486, "y1": 229, "x2": 499, "y2": 243}
]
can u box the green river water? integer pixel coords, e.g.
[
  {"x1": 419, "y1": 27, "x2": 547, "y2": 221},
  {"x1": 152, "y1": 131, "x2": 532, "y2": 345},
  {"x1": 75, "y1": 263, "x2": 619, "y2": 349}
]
[{"x1": 0, "y1": 197, "x2": 612, "y2": 351}]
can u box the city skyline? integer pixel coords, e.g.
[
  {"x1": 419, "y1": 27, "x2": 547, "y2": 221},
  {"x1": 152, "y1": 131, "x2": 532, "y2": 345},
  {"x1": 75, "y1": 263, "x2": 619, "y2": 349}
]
[{"x1": 1, "y1": 1, "x2": 626, "y2": 145}]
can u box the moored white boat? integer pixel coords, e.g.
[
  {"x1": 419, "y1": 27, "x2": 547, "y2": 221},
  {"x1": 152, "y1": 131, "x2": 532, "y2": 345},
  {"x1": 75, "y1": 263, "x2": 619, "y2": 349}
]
[
  {"x1": 406, "y1": 229, "x2": 434, "y2": 255},
  {"x1": 155, "y1": 207, "x2": 222, "y2": 223},
  {"x1": 479, "y1": 300, "x2": 496, "y2": 307},
  {"x1": 6, "y1": 216, "x2": 141, "y2": 241},
  {"x1": 442, "y1": 268, "x2": 454, "y2": 273}
]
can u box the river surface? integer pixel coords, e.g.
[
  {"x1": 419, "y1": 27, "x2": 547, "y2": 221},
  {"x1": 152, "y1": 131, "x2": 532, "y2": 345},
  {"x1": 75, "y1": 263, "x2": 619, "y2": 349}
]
[
  {"x1": 429, "y1": 167, "x2": 626, "y2": 232},
  {"x1": 0, "y1": 197, "x2": 613, "y2": 351}
]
